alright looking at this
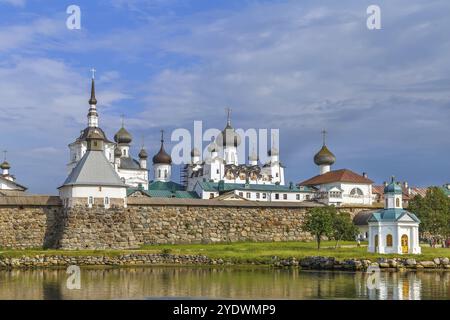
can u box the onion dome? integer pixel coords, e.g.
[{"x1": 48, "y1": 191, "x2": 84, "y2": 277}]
[
  {"x1": 139, "y1": 147, "x2": 148, "y2": 159},
  {"x1": 114, "y1": 147, "x2": 122, "y2": 158},
  {"x1": 191, "y1": 147, "x2": 200, "y2": 157},
  {"x1": 152, "y1": 130, "x2": 172, "y2": 164},
  {"x1": 215, "y1": 111, "x2": 241, "y2": 147},
  {"x1": 314, "y1": 130, "x2": 335, "y2": 166},
  {"x1": 88, "y1": 78, "x2": 97, "y2": 105},
  {"x1": 314, "y1": 145, "x2": 335, "y2": 166},
  {"x1": 114, "y1": 126, "x2": 132, "y2": 144},
  {"x1": 0, "y1": 161, "x2": 10, "y2": 170},
  {"x1": 384, "y1": 176, "x2": 403, "y2": 194}
]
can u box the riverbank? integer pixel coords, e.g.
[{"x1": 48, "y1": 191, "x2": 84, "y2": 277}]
[{"x1": 1, "y1": 241, "x2": 449, "y2": 270}]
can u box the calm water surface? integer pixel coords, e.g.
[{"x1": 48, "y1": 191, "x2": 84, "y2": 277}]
[{"x1": 0, "y1": 267, "x2": 449, "y2": 300}]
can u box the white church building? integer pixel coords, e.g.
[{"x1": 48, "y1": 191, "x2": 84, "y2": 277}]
[
  {"x1": 183, "y1": 111, "x2": 315, "y2": 202},
  {"x1": 59, "y1": 128, "x2": 127, "y2": 208},
  {"x1": 298, "y1": 131, "x2": 374, "y2": 206},
  {"x1": 67, "y1": 76, "x2": 149, "y2": 190},
  {"x1": 367, "y1": 177, "x2": 421, "y2": 254}
]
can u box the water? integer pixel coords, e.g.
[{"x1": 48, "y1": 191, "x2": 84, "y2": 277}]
[{"x1": 0, "y1": 267, "x2": 449, "y2": 300}]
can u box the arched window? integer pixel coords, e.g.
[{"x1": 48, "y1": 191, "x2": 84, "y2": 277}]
[
  {"x1": 396, "y1": 198, "x2": 400, "y2": 207},
  {"x1": 375, "y1": 234, "x2": 379, "y2": 248},
  {"x1": 158, "y1": 169, "x2": 161, "y2": 178},
  {"x1": 350, "y1": 188, "x2": 364, "y2": 197},
  {"x1": 386, "y1": 234, "x2": 393, "y2": 247},
  {"x1": 164, "y1": 170, "x2": 168, "y2": 178}
]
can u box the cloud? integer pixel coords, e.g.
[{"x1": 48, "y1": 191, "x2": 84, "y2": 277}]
[{"x1": 0, "y1": 0, "x2": 25, "y2": 7}]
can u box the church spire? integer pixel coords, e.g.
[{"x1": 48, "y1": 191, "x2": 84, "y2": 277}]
[{"x1": 87, "y1": 69, "x2": 99, "y2": 128}]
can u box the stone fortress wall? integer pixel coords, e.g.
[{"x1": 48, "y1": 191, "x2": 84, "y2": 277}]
[{"x1": 0, "y1": 196, "x2": 374, "y2": 250}]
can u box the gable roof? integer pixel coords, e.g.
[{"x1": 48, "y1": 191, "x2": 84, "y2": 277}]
[
  {"x1": 0, "y1": 176, "x2": 27, "y2": 191},
  {"x1": 119, "y1": 157, "x2": 143, "y2": 170},
  {"x1": 60, "y1": 150, "x2": 125, "y2": 188},
  {"x1": 299, "y1": 169, "x2": 373, "y2": 186},
  {"x1": 368, "y1": 208, "x2": 420, "y2": 223},
  {"x1": 353, "y1": 209, "x2": 378, "y2": 226},
  {"x1": 127, "y1": 186, "x2": 199, "y2": 199}
]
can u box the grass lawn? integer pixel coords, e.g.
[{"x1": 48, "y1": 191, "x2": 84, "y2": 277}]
[{"x1": 1, "y1": 241, "x2": 449, "y2": 262}]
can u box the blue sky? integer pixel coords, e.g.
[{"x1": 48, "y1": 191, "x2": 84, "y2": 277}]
[{"x1": 0, "y1": 0, "x2": 449, "y2": 194}]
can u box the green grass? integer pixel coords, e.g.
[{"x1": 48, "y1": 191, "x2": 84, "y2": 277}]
[{"x1": 1, "y1": 241, "x2": 449, "y2": 263}]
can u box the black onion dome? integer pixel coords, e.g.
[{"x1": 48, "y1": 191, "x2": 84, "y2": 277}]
[
  {"x1": 191, "y1": 147, "x2": 200, "y2": 157},
  {"x1": 152, "y1": 146, "x2": 172, "y2": 164},
  {"x1": 314, "y1": 145, "x2": 336, "y2": 166},
  {"x1": 139, "y1": 148, "x2": 148, "y2": 159},
  {"x1": 216, "y1": 124, "x2": 241, "y2": 147},
  {"x1": 114, "y1": 127, "x2": 132, "y2": 144},
  {"x1": 0, "y1": 161, "x2": 10, "y2": 170}
]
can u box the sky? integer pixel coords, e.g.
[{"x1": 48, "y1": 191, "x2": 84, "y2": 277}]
[{"x1": 0, "y1": 0, "x2": 449, "y2": 194}]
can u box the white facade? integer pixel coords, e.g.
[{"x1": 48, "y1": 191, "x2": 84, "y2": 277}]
[
  {"x1": 153, "y1": 163, "x2": 171, "y2": 182},
  {"x1": 60, "y1": 185, "x2": 127, "y2": 209},
  {"x1": 315, "y1": 182, "x2": 373, "y2": 206}
]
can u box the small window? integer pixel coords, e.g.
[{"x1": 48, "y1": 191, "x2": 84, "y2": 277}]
[
  {"x1": 296, "y1": 194, "x2": 300, "y2": 200},
  {"x1": 275, "y1": 193, "x2": 280, "y2": 200},
  {"x1": 216, "y1": 169, "x2": 219, "y2": 174},
  {"x1": 88, "y1": 196, "x2": 94, "y2": 205},
  {"x1": 386, "y1": 234, "x2": 393, "y2": 247},
  {"x1": 276, "y1": 173, "x2": 279, "y2": 177},
  {"x1": 246, "y1": 192, "x2": 251, "y2": 199},
  {"x1": 158, "y1": 169, "x2": 161, "y2": 178},
  {"x1": 262, "y1": 193, "x2": 267, "y2": 199},
  {"x1": 239, "y1": 192, "x2": 243, "y2": 197},
  {"x1": 306, "y1": 195, "x2": 310, "y2": 200},
  {"x1": 283, "y1": 194, "x2": 287, "y2": 200},
  {"x1": 209, "y1": 193, "x2": 215, "y2": 199},
  {"x1": 396, "y1": 198, "x2": 400, "y2": 207},
  {"x1": 164, "y1": 170, "x2": 168, "y2": 178},
  {"x1": 104, "y1": 197, "x2": 109, "y2": 205},
  {"x1": 256, "y1": 193, "x2": 260, "y2": 199},
  {"x1": 98, "y1": 186, "x2": 102, "y2": 192}
]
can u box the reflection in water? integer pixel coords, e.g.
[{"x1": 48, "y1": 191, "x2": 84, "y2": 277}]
[{"x1": 0, "y1": 267, "x2": 449, "y2": 300}]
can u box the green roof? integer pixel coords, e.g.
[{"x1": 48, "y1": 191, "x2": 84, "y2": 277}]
[
  {"x1": 148, "y1": 180, "x2": 185, "y2": 191},
  {"x1": 127, "y1": 181, "x2": 199, "y2": 199},
  {"x1": 368, "y1": 208, "x2": 420, "y2": 223},
  {"x1": 197, "y1": 181, "x2": 314, "y2": 193}
]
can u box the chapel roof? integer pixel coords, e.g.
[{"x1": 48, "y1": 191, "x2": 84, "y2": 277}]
[{"x1": 298, "y1": 169, "x2": 373, "y2": 186}]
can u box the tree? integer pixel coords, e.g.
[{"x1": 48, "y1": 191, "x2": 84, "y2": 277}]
[
  {"x1": 409, "y1": 187, "x2": 450, "y2": 242},
  {"x1": 302, "y1": 206, "x2": 335, "y2": 250},
  {"x1": 331, "y1": 212, "x2": 359, "y2": 248}
]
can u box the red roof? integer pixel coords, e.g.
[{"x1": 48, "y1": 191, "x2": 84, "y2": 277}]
[
  {"x1": 299, "y1": 169, "x2": 374, "y2": 186},
  {"x1": 373, "y1": 185, "x2": 428, "y2": 200}
]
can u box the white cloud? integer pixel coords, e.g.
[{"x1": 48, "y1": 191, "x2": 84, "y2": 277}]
[{"x1": 0, "y1": 0, "x2": 25, "y2": 7}]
